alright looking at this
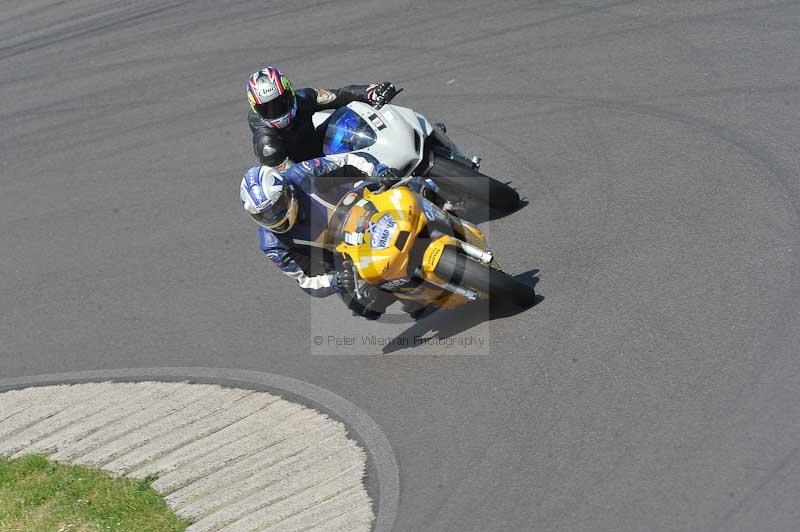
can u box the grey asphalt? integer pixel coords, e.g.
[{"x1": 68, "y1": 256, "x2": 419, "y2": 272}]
[{"x1": 2, "y1": 1, "x2": 800, "y2": 531}]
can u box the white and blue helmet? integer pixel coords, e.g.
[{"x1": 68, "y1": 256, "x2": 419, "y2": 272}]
[{"x1": 240, "y1": 166, "x2": 299, "y2": 233}]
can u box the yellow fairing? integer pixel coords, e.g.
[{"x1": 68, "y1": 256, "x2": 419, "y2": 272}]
[
  {"x1": 334, "y1": 186, "x2": 491, "y2": 309},
  {"x1": 453, "y1": 219, "x2": 486, "y2": 249},
  {"x1": 419, "y1": 234, "x2": 456, "y2": 283},
  {"x1": 335, "y1": 188, "x2": 426, "y2": 285},
  {"x1": 418, "y1": 235, "x2": 472, "y2": 308}
]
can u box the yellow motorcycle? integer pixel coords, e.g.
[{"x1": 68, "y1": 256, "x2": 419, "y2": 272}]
[{"x1": 326, "y1": 178, "x2": 536, "y2": 314}]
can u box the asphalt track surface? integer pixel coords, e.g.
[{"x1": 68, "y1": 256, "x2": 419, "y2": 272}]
[{"x1": 2, "y1": 1, "x2": 800, "y2": 531}]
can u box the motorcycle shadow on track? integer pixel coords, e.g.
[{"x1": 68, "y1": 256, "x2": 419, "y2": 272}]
[
  {"x1": 450, "y1": 195, "x2": 529, "y2": 224},
  {"x1": 378, "y1": 269, "x2": 542, "y2": 355}
]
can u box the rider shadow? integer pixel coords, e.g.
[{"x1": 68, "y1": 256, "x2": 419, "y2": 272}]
[
  {"x1": 379, "y1": 269, "x2": 542, "y2": 354},
  {"x1": 458, "y1": 196, "x2": 529, "y2": 224}
]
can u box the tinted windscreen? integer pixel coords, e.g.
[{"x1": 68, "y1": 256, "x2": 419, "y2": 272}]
[{"x1": 322, "y1": 107, "x2": 377, "y2": 155}]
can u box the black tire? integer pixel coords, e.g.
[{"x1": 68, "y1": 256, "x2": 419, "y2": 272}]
[
  {"x1": 434, "y1": 246, "x2": 536, "y2": 307},
  {"x1": 427, "y1": 156, "x2": 520, "y2": 212}
]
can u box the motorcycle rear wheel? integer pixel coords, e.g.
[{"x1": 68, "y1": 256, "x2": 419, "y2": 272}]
[{"x1": 427, "y1": 156, "x2": 520, "y2": 213}]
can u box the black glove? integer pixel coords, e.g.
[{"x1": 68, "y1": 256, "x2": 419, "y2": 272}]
[
  {"x1": 374, "y1": 165, "x2": 401, "y2": 188},
  {"x1": 332, "y1": 261, "x2": 356, "y2": 294},
  {"x1": 335, "y1": 260, "x2": 393, "y2": 321},
  {"x1": 367, "y1": 82, "x2": 400, "y2": 109},
  {"x1": 348, "y1": 284, "x2": 387, "y2": 321}
]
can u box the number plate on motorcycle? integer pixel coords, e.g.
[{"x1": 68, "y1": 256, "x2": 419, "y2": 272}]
[{"x1": 368, "y1": 113, "x2": 387, "y2": 130}]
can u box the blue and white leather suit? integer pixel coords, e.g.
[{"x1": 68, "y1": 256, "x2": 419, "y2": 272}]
[{"x1": 247, "y1": 152, "x2": 389, "y2": 297}]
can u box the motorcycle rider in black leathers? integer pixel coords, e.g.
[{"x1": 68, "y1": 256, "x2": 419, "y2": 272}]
[{"x1": 246, "y1": 66, "x2": 398, "y2": 171}]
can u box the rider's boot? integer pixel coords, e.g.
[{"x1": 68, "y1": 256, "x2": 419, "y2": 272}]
[{"x1": 402, "y1": 300, "x2": 430, "y2": 320}]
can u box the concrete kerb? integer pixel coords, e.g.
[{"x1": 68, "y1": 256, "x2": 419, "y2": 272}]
[{"x1": 0, "y1": 367, "x2": 399, "y2": 532}]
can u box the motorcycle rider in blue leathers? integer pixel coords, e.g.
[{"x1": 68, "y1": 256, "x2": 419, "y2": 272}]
[{"x1": 240, "y1": 151, "x2": 399, "y2": 319}]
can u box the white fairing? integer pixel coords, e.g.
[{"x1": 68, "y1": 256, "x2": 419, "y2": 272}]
[{"x1": 313, "y1": 102, "x2": 434, "y2": 177}]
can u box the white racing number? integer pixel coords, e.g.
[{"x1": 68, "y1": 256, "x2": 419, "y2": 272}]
[{"x1": 421, "y1": 198, "x2": 438, "y2": 222}]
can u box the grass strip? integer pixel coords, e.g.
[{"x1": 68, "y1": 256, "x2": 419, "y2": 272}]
[{"x1": 0, "y1": 454, "x2": 190, "y2": 531}]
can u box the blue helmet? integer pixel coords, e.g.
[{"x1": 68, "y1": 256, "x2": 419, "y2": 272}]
[{"x1": 240, "y1": 166, "x2": 299, "y2": 233}]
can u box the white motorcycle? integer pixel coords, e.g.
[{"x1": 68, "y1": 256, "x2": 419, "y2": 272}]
[{"x1": 311, "y1": 94, "x2": 521, "y2": 215}]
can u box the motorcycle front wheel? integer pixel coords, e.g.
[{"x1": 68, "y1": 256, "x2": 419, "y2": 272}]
[{"x1": 434, "y1": 246, "x2": 536, "y2": 308}]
